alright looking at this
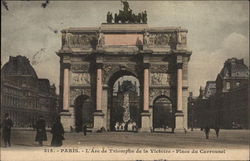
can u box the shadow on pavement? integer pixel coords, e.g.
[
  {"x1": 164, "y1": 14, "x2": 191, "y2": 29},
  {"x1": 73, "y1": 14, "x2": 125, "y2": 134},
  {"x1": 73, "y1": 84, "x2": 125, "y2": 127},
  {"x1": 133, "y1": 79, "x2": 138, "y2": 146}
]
[{"x1": 13, "y1": 143, "x2": 50, "y2": 147}]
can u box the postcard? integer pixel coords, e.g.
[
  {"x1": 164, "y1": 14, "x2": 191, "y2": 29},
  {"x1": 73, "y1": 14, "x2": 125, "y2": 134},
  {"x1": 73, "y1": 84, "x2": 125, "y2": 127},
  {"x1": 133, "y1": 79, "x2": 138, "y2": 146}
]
[{"x1": 1, "y1": 0, "x2": 249, "y2": 160}]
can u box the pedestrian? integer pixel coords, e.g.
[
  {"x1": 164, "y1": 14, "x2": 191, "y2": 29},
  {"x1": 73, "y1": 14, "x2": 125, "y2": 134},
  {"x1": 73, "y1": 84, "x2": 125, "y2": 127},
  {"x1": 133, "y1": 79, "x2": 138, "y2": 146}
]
[
  {"x1": 51, "y1": 116, "x2": 65, "y2": 147},
  {"x1": 1, "y1": 113, "x2": 13, "y2": 147},
  {"x1": 214, "y1": 126, "x2": 220, "y2": 139},
  {"x1": 204, "y1": 126, "x2": 210, "y2": 139},
  {"x1": 184, "y1": 128, "x2": 187, "y2": 134},
  {"x1": 35, "y1": 116, "x2": 47, "y2": 146},
  {"x1": 83, "y1": 123, "x2": 87, "y2": 136}
]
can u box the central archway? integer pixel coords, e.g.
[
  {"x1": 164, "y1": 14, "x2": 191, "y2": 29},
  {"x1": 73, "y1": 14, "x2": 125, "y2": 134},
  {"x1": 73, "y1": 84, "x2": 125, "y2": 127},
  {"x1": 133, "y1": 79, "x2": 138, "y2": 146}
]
[
  {"x1": 74, "y1": 95, "x2": 94, "y2": 132},
  {"x1": 107, "y1": 70, "x2": 142, "y2": 131}
]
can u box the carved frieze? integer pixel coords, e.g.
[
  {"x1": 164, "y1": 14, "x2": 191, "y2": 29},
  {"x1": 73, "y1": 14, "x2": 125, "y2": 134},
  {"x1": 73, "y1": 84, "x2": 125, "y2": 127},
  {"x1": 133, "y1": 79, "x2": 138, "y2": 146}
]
[
  {"x1": 149, "y1": 88, "x2": 170, "y2": 105},
  {"x1": 151, "y1": 73, "x2": 169, "y2": 86},
  {"x1": 62, "y1": 33, "x2": 66, "y2": 47},
  {"x1": 71, "y1": 64, "x2": 89, "y2": 72},
  {"x1": 102, "y1": 64, "x2": 119, "y2": 83},
  {"x1": 98, "y1": 33, "x2": 105, "y2": 46},
  {"x1": 71, "y1": 73, "x2": 90, "y2": 86},
  {"x1": 155, "y1": 34, "x2": 170, "y2": 45},
  {"x1": 102, "y1": 64, "x2": 137, "y2": 83},
  {"x1": 70, "y1": 88, "x2": 91, "y2": 105},
  {"x1": 180, "y1": 33, "x2": 187, "y2": 44},
  {"x1": 150, "y1": 64, "x2": 168, "y2": 73},
  {"x1": 126, "y1": 64, "x2": 136, "y2": 71},
  {"x1": 64, "y1": 33, "x2": 98, "y2": 48},
  {"x1": 144, "y1": 33, "x2": 177, "y2": 46},
  {"x1": 169, "y1": 33, "x2": 177, "y2": 43},
  {"x1": 103, "y1": 64, "x2": 114, "y2": 74}
]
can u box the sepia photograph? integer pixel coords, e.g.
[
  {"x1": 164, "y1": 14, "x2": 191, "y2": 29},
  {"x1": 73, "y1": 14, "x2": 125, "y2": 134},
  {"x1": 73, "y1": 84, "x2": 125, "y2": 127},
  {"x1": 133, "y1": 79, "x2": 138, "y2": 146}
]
[{"x1": 1, "y1": 0, "x2": 249, "y2": 160}]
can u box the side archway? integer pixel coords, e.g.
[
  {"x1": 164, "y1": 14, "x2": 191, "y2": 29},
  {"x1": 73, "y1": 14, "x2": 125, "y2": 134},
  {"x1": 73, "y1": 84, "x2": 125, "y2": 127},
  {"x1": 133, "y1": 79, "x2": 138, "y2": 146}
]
[
  {"x1": 74, "y1": 95, "x2": 94, "y2": 132},
  {"x1": 152, "y1": 95, "x2": 174, "y2": 132}
]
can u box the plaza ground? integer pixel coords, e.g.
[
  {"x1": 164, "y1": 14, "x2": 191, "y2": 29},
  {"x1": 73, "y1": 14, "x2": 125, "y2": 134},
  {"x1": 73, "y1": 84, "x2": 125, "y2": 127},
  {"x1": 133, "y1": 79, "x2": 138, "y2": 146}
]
[
  {"x1": 1, "y1": 128, "x2": 249, "y2": 149},
  {"x1": 1, "y1": 129, "x2": 249, "y2": 161}
]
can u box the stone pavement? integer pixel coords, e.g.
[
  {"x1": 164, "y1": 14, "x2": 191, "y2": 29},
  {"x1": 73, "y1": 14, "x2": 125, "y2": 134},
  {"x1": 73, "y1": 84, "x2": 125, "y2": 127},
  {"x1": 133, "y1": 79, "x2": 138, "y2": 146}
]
[
  {"x1": 1, "y1": 128, "x2": 249, "y2": 149},
  {"x1": 1, "y1": 129, "x2": 249, "y2": 161}
]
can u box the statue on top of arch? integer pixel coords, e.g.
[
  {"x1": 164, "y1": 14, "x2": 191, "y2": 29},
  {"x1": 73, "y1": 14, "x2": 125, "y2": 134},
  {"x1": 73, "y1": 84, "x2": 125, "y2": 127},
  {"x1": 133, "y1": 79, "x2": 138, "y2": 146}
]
[{"x1": 106, "y1": 0, "x2": 147, "y2": 24}]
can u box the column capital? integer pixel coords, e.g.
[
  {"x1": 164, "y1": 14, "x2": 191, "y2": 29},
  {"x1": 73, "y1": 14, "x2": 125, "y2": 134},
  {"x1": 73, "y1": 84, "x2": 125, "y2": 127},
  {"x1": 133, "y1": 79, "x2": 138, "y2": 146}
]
[
  {"x1": 176, "y1": 55, "x2": 183, "y2": 63},
  {"x1": 177, "y1": 63, "x2": 183, "y2": 69},
  {"x1": 96, "y1": 63, "x2": 103, "y2": 69},
  {"x1": 63, "y1": 63, "x2": 71, "y2": 69},
  {"x1": 143, "y1": 63, "x2": 150, "y2": 69}
]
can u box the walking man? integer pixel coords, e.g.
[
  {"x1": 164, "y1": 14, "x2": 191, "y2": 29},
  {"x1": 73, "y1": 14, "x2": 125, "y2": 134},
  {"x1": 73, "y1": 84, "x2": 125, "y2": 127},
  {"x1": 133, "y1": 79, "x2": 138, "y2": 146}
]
[
  {"x1": 51, "y1": 116, "x2": 65, "y2": 147},
  {"x1": 83, "y1": 124, "x2": 87, "y2": 136},
  {"x1": 214, "y1": 126, "x2": 220, "y2": 139},
  {"x1": 2, "y1": 113, "x2": 13, "y2": 147},
  {"x1": 35, "y1": 116, "x2": 47, "y2": 146},
  {"x1": 204, "y1": 126, "x2": 210, "y2": 139}
]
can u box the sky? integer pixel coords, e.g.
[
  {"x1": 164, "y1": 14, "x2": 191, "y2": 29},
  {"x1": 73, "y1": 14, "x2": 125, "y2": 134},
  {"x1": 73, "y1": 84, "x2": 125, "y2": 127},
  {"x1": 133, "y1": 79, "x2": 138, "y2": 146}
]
[{"x1": 1, "y1": 1, "x2": 249, "y2": 96}]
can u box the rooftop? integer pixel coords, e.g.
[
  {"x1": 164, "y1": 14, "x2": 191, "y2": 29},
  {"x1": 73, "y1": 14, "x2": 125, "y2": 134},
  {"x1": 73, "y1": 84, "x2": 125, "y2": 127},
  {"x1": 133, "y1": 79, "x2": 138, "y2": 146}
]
[
  {"x1": 219, "y1": 58, "x2": 249, "y2": 79},
  {"x1": 1, "y1": 56, "x2": 38, "y2": 79}
]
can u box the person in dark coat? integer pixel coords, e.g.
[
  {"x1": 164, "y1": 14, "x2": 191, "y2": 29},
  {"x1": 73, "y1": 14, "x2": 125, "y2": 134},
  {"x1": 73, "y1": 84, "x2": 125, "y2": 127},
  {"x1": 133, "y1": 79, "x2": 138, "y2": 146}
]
[
  {"x1": 51, "y1": 116, "x2": 65, "y2": 147},
  {"x1": 204, "y1": 126, "x2": 210, "y2": 139},
  {"x1": 214, "y1": 126, "x2": 220, "y2": 139},
  {"x1": 35, "y1": 116, "x2": 47, "y2": 146},
  {"x1": 214, "y1": 119, "x2": 220, "y2": 139},
  {"x1": 2, "y1": 113, "x2": 13, "y2": 147},
  {"x1": 82, "y1": 124, "x2": 87, "y2": 136}
]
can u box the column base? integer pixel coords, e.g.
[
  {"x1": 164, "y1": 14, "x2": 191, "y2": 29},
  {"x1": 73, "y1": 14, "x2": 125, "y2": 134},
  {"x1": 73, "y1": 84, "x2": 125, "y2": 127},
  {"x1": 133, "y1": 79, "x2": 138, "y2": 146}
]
[
  {"x1": 93, "y1": 111, "x2": 105, "y2": 132},
  {"x1": 139, "y1": 112, "x2": 151, "y2": 132},
  {"x1": 60, "y1": 110, "x2": 72, "y2": 132},
  {"x1": 175, "y1": 112, "x2": 185, "y2": 133}
]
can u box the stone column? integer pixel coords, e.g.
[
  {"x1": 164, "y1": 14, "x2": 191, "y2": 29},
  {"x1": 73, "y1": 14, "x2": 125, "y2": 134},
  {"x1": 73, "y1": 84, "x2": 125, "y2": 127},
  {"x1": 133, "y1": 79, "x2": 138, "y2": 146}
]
[
  {"x1": 93, "y1": 63, "x2": 104, "y2": 132},
  {"x1": 140, "y1": 63, "x2": 151, "y2": 132},
  {"x1": 63, "y1": 65, "x2": 70, "y2": 111},
  {"x1": 96, "y1": 65, "x2": 102, "y2": 111},
  {"x1": 177, "y1": 63, "x2": 183, "y2": 112},
  {"x1": 175, "y1": 62, "x2": 184, "y2": 131},
  {"x1": 60, "y1": 63, "x2": 72, "y2": 132},
  {"x1": 143, "y1": 64, "x2": 149, "y2": 111}
]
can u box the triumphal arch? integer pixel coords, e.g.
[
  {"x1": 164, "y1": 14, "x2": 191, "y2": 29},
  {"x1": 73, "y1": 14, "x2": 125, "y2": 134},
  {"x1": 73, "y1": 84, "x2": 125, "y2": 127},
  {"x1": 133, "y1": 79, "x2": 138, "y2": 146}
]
[{"x1": 57, "y1": 2, "x2": 191, "y2": 132}]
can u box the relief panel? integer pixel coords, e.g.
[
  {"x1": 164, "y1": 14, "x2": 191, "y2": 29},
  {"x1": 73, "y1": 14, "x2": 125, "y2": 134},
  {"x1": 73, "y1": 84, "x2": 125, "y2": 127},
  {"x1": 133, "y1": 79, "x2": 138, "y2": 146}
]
[
  {"x1": 180, "y1": 33, "x2": 187, "y2": 44},
  {"x1": 71, "y1": 64, "x2": 89, "y2": 72},
  {"x1": 71, "y1": 73, "x2": 90, "y2": 86},
  {"x1": 150, "y1": 64, "x2": 168, "y2": 73},
  {"x1": 151, "y1": 73, "x2": 169, "y2": 86},
  {"x1": 144, "y1": 33, "x2": 177, "y2": 47},
  {"x1": 64, "y1": 33, "x2": 98, "y2": 49}
]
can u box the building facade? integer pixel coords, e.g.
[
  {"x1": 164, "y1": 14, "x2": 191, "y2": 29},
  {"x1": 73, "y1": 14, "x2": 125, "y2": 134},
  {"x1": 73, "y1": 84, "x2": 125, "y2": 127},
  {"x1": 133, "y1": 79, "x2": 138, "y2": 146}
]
[
  {"x1": 213, "y1": 58, "x2": 249, "y2": 129},
  {"x1": 1, "y1": 56, "x2": 58, "y2": 128},
  {"x1": 57, "y1": 4, "x2": 192, "y2": 132},
  {"x1": 188, "y1": 58, "x2": 249, "y2": 129}
]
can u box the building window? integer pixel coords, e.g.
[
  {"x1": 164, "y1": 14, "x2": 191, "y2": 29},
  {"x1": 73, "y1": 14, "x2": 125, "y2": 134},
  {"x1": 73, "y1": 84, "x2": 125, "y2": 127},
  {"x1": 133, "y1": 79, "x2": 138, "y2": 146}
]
[
  {"x1": 236, "y1": 82, "x2": 240, "y2": 86},
  {"x1": 226, "y1": 82, "x2": 230, "y2": 90}
]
